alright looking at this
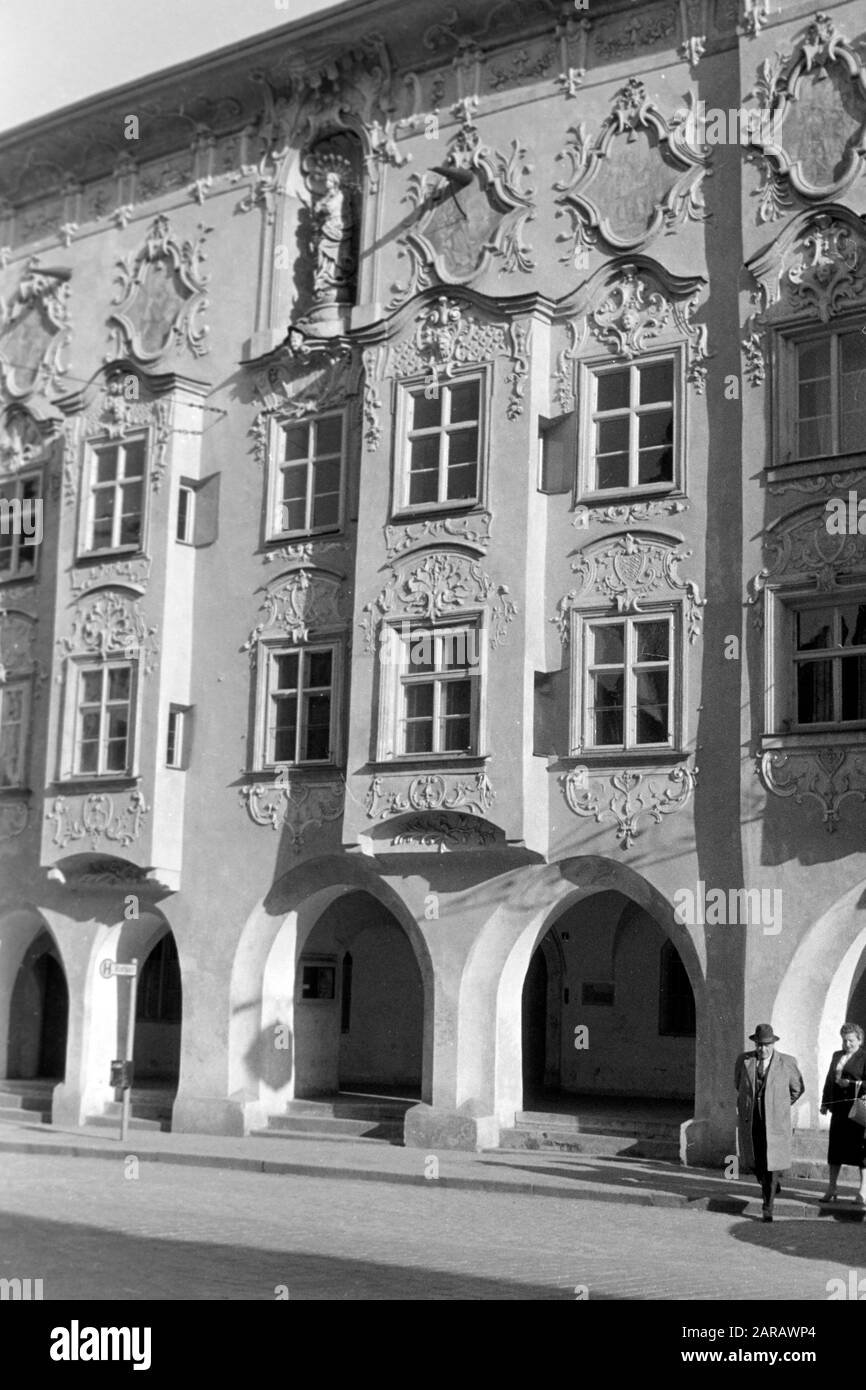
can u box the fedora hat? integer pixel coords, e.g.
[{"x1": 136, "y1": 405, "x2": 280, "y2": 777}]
[{"x1": 749, "y1": 1023, "x2": 779, "y2": 1044}]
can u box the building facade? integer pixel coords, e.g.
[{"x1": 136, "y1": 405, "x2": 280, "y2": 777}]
[{"x1": 0, "y1": 0, "x2": 865, "y2": 1161}]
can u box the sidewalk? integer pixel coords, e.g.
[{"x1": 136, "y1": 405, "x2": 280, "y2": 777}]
[{"x1": 0, "y1": 1118, "x2": 862, "y2": 1220}]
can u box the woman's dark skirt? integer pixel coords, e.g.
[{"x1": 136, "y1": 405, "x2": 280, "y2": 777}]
[{"x1": 827, "y1": 1105, "x2": 866, "y2": 1167}]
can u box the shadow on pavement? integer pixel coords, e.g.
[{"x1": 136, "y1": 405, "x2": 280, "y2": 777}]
[
  {"x1": 0, "y1": 1213, "x2": 611, "y2": 1301},
  {"x1": 730, "y1": 1219, "x2": 866, "y2": 1268}
]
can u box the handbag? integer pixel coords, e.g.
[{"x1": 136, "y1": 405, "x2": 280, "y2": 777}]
[{"x1": 848, "y1": 1085, "x2": 866, "y2": 1127}]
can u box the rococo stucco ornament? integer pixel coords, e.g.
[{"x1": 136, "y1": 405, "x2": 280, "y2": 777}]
[
  {"x1": 747, "y1": 502, "x2": 866, "y2": 622},
  {"x1": 46, "y1": 791, "x2": 149, "y2": 851},
  {"x1": 758, "y1": 748, "x2": 866, "y2": 832},
  {"x1": 554, "y1": 78, "x2": 709, "y2": 266},
  {"x1": 0, "y1": 610, "x2": 39, "y2": 683},
  {"x1": 390, "y1": 810, "x2": 498, "y2": 850},
  {"x1": 0, "y1": 257, "x2": 71, "y2": 399},
  {"x1": 572, "y1": 499, "x2": 688, "y2": 529},
  {"x1": 58, "y1": 592, "x2": 159, "y2": 675},
  {"x1": 746, "y1": 12, "x2": 866, "y2": 221},
  {"x1": 390, "y1": 119, "x2": 535, "y2": 304},
  {"x1": 365, "y1": 770, "x2": 495, "y2": 820},
  {"x1": 561, "y1": 763, "x2": 698, "y2": 850},
  {"x1": 555, "y1": 533, "x2": 705, "y2": 643},
  {"x1": 0, "y1": 801, "x2": 29, "y2": 842},
  {"x1": 384, "y1": 511, "x2": 492, "y2": 560},
  {"x1": 361, "y1": 551, "x2": 516, "y2": 653},
  {"x1": 64, "y1": 372, "x2": 172, "y2": 502},
  {"x1": 244, "y1": 568, "x2": 351, "y2": 651},
  {"x1": 106, "y1": 214, "x2": 211, "y2": 364},
  {"x1": 240, "y1": 777, "x2": 345, "y2": 849}
]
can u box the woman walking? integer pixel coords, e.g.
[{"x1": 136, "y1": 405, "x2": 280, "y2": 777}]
[{"x1": 820, "y1": 1022, "x2": 866, "y2": 1205}]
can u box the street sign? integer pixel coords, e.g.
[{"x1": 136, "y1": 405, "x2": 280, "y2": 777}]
[{"x1": 99, "y1": 960, "x2": 138, "y2": 978}]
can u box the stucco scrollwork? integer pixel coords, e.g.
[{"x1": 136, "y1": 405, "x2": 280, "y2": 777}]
[
  {"x1": 556, "y1": 532, "x2": 705, "y2": 643},
  {"x1": 561, "y1": 763, "x2": 698, "y2": 850},
  {"x1": 747, "y1": 210, "x2": 866, "y2": 326},
  {"x1": 747, "y1": 503, "x2": 866, "y2": 622},
  {"x1": 68, "y1": 372, "x2": 172, "y2": 498},
  {"x1": 365, "y1": 770, "x2": 494, "y2": 820},
  {"x1": 251, "y1": 334, "x2": 356, "y2": 433},
  {"x1": 758, "y1": 748, "x2": 866, "y2": 831},
  {"x1": 106, "y1": 213, "x2": 210, "y2": 364},
  {"x1": 240, "y1": 778, "x2": 345, "y2": 849},
  {"x1": 46, "y1": 791, "x2": 149, "y2": 850},
  {"x1": 391, "y1": 811, "x2": 498, "y2": 849},
  {"x1": 586, "y1": 263, "x2": 710, "y2": 392},
  {"x1": 361, "y1": 551, "x2": 516, "y2": 654},
  {"x1": 554, "y1": 78, "x2": 709, "y2": 265},
  {"x1": 384, "y1": 511, "x2": 492, "y2": 560},
  {"x1": 0, "y1": 257, "x2": 71, "y2": 399},
  {"x1": 746, "y1": 13, "x2": 866, "y2": 219},
  {"x1": 69, "y1": 557, "x2": 152, "y2": 596},
  {"x1": 244, "y1": 569, "x2": 350, "y2": 652},
  {"x1": 58, "y1": 593, "x2": 158, "y2": 675},
  {"x1": 572, "y1": 499, "x2": 688, "y2": 529}
]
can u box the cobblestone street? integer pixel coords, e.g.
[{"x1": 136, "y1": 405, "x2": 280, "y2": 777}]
[{"x1": 1, "y1": 1153, "x2": 864, "y2": 1301}]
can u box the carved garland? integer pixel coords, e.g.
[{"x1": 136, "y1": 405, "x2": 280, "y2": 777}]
[
  {"x1": 554, "y1": 532, "x2": 705, "y2": 644},
  {"x1": 746, "y1": 12, "x2": 866, "y2": 223},
  {"x1": 0, "y1": 257, "x2": 72, "y2": 399},
  {"x1": 554, "y1": 78, "x2": 709, "y2": 266},
  {"x1": 106, "y1": 213, "x2": 211, "y2": 364},
  {"x1": 361, "y1": 551, "x2": 516, "y2": 654}
]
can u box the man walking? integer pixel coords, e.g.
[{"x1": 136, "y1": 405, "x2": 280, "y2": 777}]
[{"x1": 735, "y1": 1024, "x2": 805, "y2": 1222}]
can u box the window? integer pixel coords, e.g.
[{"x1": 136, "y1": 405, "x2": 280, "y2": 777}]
[
  {"x1": 0, "y1": 474, "x2": 41, "y2": 579},
  {"x1": 788, "y1": 327, "x2": 866, "y2": 462},
  {"x1": 0, "y1": 679, "x2": 29, "y2": 787},
  {"x1": 176, "y1": 483, "x2": 195, "y2": 543},
  {"x1": 84, "y1": 438, "x2": 145, "y2": 552},
  {"x1": 585, "y1": 358, "x2": 675, "y2": 494},
  {"x1": 583, "y1": 614, "x2": 673, "y2": 751},
  {"x1": 265, "y1": 646, "x2": 336, "y2": 766},
  {"x1": 792, "y1": 599, "x2": 866, "y2": 728},
  {"x1": 166, "y1": 705, "x2": 191, "y2": 769},
  {"x1": 301, "y1": 962, "x2": 336, "y2": 1000},
  {"x1": 658, "y1": 940, "x2": 695, "y2": 1037},
  {"x1": 272, "y1": 414, "x2": 343, "y2": 537},
  {"x1": 396, "y1": 623, "x2": 480, "y2": 756},
  {"x1": 74, "y1": 662, "x2": 135, "y2": 775},
  {"x1": 401, "y1": 378, "x2": 481, "y2": 511}
]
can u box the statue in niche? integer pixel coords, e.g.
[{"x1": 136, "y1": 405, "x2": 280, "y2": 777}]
[{"x1": 299, "y1": 137, "x2": 360, "y2": 332}]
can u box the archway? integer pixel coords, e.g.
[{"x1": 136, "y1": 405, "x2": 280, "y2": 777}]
[
  {"x1": 296, "y1": 891, "x2": 424, "y2": 1099},
  {"x1": 519, "y1": 890, "x2": 696, "y2": 1112},
  {"x1": 133, "y1": 931, "x2": 182, "y2": 1086},
  {"x1": 6, "y1": 929, "x2": 68, "y2": 1081}
]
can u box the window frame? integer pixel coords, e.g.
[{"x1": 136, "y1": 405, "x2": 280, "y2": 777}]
[
  {"x1": 569, "y1": 605, "x2": 684, "y2": 757},
  {"x1": 376, "y1": 614, "x2": 487, "y2": 763},
  {"x1": 266, "y1": 410, "x2": 346, "y2": 543},
  {"x1": 764, "y1": 584, "x2": 866, "y2": 740},
  {"x1": 78, "y1": 431, "x2": 150, "y2": 559},
  {"x1": 254, "y1": 639, "x2": 342, "y2": 772},
  {"x1": 0, "y1": 675, "x2": 32, "y2": 789},
  {"x1": 577, "y1": 347, "x2": 685, "y2": 504},
  {"x1": 393, "y1": 368, "x2": 490, "y2": 519},
  {"x1": 774, "y1": 317, "x2": 866, "y2": 468},
  {"x1": 58, "y1": 655, "x2": 142, "y2": 782},
  {"x1": 0, "y1": 468, "x2": 42, "y2": 582}
]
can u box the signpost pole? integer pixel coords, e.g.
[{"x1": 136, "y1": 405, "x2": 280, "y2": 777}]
[{"x1": 120, "y1": 959, "x2": 139, "y2": 1145}]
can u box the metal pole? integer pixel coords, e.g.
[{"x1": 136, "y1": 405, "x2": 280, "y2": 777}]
[{"x1": 120, "y1": 959, "x2": 138, "y2": 1144}]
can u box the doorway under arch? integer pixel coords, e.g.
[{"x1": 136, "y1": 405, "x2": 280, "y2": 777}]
[
  {"x1": 133, "y1": 931, "x2": 182, "y2": 1086},
  {"x1": 520, "y1": 890, "x2": 696, "y2": 1112},
  {"x1": 295, "y1": 890, "x2": 424, "y2": 1100},
  {"x1": 7, "y1": 930, "x2": 69, "y2": 1080}
]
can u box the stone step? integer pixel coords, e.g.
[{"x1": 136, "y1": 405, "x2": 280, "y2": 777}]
[
  {"x1": 514, "y1": 1111, "x2": 683, "y2": 1141},
  {"x1": 264, "y1": 1114, "x2": 404, "y2": 1141},
  {"x1": 500, "y1": 1127, "x2": 680, "y2": 1160},
  {"x1": 287, "y1": 1098, "x2": 413, "y2": 1122},
  {"x1": 0, "y1": 1105, "x2": 51, "y2": 1125},
  {"x1": 85, "y1": 1113, "x2": 169, "y2": 1133},
  {"x1": 0, "y1": 1090, "x2": 53, "y2": 1111}
]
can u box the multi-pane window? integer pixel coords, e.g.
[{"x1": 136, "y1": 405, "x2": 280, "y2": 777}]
[
  {"x1": 403, "y1": 379, "x2": 481, "y2": 509},
  {"x1": 85, "y1": 438, "x2": 145, "y2": 552},
  {"x1": 0, "y1": 474, "x2": 40, "y2": 578},
  {"x1": 176, "y1": 483, "x2": 195, "y2": 543},
  {"x1": 74, "y1": 663, "x2": 134, "y2": 775},
  {"x1": 0, "y1": 680, "x2": 29, "y2": 787},
  {"x1": 275, "y1": 415, "x2": 343, "y2": 536},
  {"x1": 793, "y1": 600, "x2": 866, "y2": 727},
  {"x1": 585, "y1": 614, "x2": 672, "y2": 750},
  {"x1": 398, "y1": 624, "x2": 479, "y2": 755},
  {"x1": 792, "y1": 329, "x2": 866, "y2": 460},
  {"x1": 589, "y1": 360, "x2": 675, "y2": 492},
  {"x1": 266, "y1": 646, "x2": 335, "y2": 765}
]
